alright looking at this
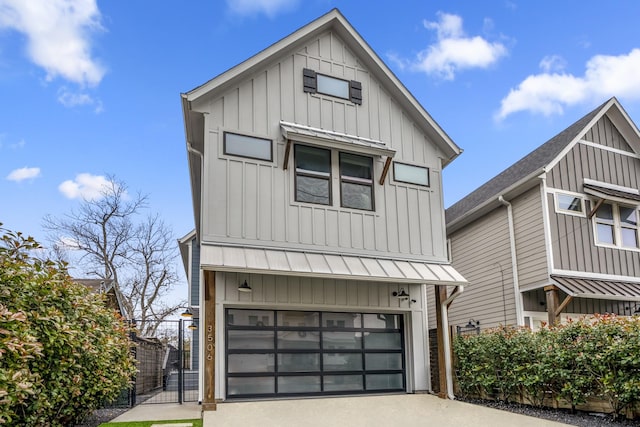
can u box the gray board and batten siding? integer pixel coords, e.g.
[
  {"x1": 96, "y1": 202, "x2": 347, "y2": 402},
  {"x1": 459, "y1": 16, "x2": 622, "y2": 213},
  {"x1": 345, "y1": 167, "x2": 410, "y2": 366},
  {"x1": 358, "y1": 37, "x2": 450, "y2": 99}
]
[
  {"x1": 194, "y1": 28, "x2": 450, "y2": 262},
  {"x1": 546, "y1": 115, "x2": 640, "y2": 277}
]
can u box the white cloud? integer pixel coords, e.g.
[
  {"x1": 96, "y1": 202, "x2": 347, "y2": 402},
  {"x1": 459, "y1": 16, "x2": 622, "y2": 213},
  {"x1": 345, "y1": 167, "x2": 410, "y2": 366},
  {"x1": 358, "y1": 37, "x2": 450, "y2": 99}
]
[
  {"x1": 58, "y1": 236, "x2": 81, "y2": 249},
  {"x1": 57, "y1": 87, "x2": 104, "y2": 113},
  {"x1": 0, "y1": 0, "x2": 105, "y2": 86},
  {"x1": 58, "y1": 173, "x2": 115, "y2": 200},
  {"x1": 539, "y1": 55, "x2": 567, "y2": 73},
  {"x1": 414, "y1": 12, "x2": 507, "y2": 80},
  {"x1": 497, "y1": 48, "x2": 640, "y2": 120},
  {"x1": 226, "y1": 0, "x2": 298, "y2": 18},
  {"x1": 7, "y1": 166, "x2": 41, "y2": 182}
]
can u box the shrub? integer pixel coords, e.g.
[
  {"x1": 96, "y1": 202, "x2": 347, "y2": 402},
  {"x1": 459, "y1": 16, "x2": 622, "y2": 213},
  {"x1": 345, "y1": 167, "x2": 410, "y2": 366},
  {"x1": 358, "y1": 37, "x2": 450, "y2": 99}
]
[
  {"x1": 0, "y1": 226, "x2": 136, "y2": 426},
  {"x1": 454, "y1": 316, "x2": 640, "y2": 419}
]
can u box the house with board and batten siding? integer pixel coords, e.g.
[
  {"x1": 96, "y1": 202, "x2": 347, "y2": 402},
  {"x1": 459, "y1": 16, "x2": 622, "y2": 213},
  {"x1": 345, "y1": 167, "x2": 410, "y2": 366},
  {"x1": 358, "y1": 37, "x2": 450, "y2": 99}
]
[
  {"x1": 178, "y1": 9, "x2": 467, "y2": 409},
  {"x1": 441, "y1": 97, "x2": 640, "y2": 332}
]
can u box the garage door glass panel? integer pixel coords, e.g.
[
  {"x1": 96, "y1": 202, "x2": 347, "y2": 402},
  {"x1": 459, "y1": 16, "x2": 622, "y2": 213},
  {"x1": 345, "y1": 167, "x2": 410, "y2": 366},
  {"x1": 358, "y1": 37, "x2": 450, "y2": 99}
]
[
  {"x1": 323, "y1": 332, "x2": 362, "y2": 350},
  {"x1": 228, "y1": 377, "x2": 274, "y2": 395},
  {"x1": 278, "y1": 353, "x2": 320, "y2": 372},
  {"x1": 365, "y1": 353, "x2": 402, "y2": 370},
  {"x1": 227, "y1": 309, "x2": 274, "y2": 327},
  {"x1": 227, "y1": 354, "x2": 275, "y2": 373},
  {"x1": 324, "y1": 312, "x2": 361, "y2": 328},
  {"x1": 364, "y1": 332, "x2": 401, "y2": 350},
  {"x1": 278, "y1": 376, "x2": 321, "y2": 394},
  {"x1": 323, "y1": 353, "x2": 363, "y2": 371},
  {"x1": 227, "y1": 330, "x2": 274, "y2": 349},
  {"x1": 366, "y1": 373, "x2": 403, "y2": 390},
  {"x1": 277, "y1": 311, "x2": 320, "y2": 327},
  {"x1": 278, "y1": 331, "x2": 320, "y2": 349},
  {"x1": 363, "y1": 314, "x2": 399, "y2": 329},
  {"x1": 324, "y1": 375, "x2": 364, "y2": 392}
]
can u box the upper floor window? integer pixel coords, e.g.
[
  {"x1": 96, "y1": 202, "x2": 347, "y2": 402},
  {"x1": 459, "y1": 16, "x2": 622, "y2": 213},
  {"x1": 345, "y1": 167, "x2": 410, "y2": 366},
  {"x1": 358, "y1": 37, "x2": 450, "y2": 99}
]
[
  {"x1": 340, "y1": 153, "x2": 373, "y2": 210},
  {"x1": 294, "y1": 145, "x2": 331, "y2": 205},
  {"x1": 224, "y1": 132, "x2": 273, "y2": 162},
  {"x1": 594, "y1": 202, "x2": 639, "y2": 249},
  {"x1": 393, "y1": 162, "x2": 430, "y2": 187},
  {"x1": 303, "y1": 68, "x2": 362, "y2": 105},
  {"x1": 294, "y1": 144, "x2": 374, "y2": 211},
  {"x1": 555, "y1": 192, "x2": 584, "y2": 216}
]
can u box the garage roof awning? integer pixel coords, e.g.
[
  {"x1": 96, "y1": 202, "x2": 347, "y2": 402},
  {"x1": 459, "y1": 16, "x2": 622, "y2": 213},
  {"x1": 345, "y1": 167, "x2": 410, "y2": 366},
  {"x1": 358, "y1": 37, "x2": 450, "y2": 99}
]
[
  {"x1": 550, "y1": 275, "x2": 640, "y2": 302},
  {"x1": 200, "y1": 245, "x2": 466, "y2": 285},
  {"x1": 280, "y1": 121, "x2": 396, "y2": 157}
]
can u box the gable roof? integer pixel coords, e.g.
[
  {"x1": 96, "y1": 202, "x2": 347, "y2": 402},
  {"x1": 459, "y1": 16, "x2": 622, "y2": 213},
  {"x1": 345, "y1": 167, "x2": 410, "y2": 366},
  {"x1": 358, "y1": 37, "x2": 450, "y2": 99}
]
[
  {"x1": 182, "y1": 10, "x2": 462, "y2": 237},
  {"x1": 446, "y1": 98, "x2": 625, "y2": 232}
]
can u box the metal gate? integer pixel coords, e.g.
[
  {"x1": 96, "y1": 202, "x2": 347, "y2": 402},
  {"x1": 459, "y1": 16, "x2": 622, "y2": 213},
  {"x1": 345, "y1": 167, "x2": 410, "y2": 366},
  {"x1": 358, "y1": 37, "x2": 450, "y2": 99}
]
[{"x1": 127, "y1": 318, "x2": 199, "y2": 405}]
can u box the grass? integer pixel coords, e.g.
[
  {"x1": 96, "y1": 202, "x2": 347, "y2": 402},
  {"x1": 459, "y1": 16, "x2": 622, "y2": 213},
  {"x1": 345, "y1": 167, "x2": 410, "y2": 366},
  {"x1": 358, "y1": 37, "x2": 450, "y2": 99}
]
[{"x1": 99, "y1": 419, "x2": 202, "y2": 427}]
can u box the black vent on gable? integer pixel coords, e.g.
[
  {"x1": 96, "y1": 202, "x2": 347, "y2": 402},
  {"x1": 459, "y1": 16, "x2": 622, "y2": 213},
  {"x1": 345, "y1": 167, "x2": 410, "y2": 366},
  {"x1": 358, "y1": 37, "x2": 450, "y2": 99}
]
[
  {"x1": 349, "y1": 80, "x2": 362, "y2": 105},
  {"x1": 303, "y1": 68, "x2": 317, "y2": 93}
]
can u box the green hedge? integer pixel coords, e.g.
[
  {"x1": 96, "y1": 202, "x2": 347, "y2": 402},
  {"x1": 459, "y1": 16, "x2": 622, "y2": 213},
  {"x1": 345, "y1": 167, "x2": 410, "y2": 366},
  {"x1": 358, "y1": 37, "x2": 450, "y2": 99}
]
[
  {"x1": 0, "y1": 227, "x2": 136, "y2": 426},
  {"x1": 453, "y1": 315, "x2": 640, "y2": 419}
]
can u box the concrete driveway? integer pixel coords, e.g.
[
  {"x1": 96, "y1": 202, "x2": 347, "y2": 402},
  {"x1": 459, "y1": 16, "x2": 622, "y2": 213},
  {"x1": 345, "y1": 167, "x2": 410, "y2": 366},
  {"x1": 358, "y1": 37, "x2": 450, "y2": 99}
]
[{"x1": 202, "y1": 394, "x2": 571, "y2": 427}]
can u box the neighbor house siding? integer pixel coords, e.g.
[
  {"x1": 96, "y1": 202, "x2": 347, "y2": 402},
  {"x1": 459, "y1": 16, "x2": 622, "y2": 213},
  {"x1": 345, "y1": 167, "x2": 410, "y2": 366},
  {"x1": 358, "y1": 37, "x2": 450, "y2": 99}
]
[
  {"x1": 195, "y1": 30, "x2": 447, "y2": 262},
  {"x1": 512, "y1": 186, "x2": 548, "y2": 288},
  {"x1": 546, "y1": 121, "x2": 640, "y2": 277},
  {"x1": 437, "y1": 208, "x2": 517, "y2": 330},
  {"x1": 191, "y1": 239, "x2": 200, "y2": 307},
  {"x1": 523, "y1": 288, "x2": 631, "y2": 316}
]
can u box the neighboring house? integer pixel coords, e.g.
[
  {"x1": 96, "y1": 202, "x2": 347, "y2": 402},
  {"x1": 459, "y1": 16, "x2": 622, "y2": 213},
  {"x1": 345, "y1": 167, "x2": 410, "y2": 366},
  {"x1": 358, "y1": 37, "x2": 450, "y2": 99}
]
[
  {"x1": 75, "y1": 278, "x2": 126, "y2": 317},
  {"x1": 179, "y1": 9, "x2": 466, "y2": 409},
  {"x1": 443, "y1": 97, "x2": 640, "y2": 331}
]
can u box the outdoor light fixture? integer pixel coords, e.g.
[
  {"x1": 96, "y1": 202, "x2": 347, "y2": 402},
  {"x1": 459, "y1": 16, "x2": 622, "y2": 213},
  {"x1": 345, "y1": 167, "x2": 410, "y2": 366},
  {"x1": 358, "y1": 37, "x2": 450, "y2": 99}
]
[
  {"x1": 625, "y1": 304, "x2": 640, "y2": 314},
  {"x1": 465, "y1": 319, "x2": 480, "y2": 328},
  {"x1": 238, "y1": 280, "x2": 252, "y2": 293},
  {"x1": 181, "y1": 308, "x2": 193, "y2": 318},
  {"x1": 188, "y1": 322, "x2": 197, "y2": 331},
  {"x1": 392, "y1": 288, "x2": 416, "y2": 303}
]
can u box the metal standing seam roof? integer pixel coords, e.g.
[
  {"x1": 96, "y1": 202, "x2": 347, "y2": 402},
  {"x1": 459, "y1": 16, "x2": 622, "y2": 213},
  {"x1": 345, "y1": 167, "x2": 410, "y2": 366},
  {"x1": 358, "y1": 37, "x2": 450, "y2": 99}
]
[
  {"x1": 200, "y1": 245, "x2": 467, "y2": 285},
  {"x1": 445, "y1": 99, "x2": 612, "y2": 226},
  {"x1": 551, "y1": 275, "x2": 640, "y2": 301},
  {"x1": 583, "y1": 183, "x2": 640, "y2": 203},
  {"x1": 280, "y1": 121, "x2": 396, "y2": 157}
]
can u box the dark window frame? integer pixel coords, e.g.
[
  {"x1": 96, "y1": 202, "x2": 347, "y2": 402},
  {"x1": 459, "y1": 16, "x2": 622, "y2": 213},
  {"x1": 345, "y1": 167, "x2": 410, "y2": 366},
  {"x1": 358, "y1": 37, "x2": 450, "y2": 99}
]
[
  {"x1": 392, "y1": 161, "x2": 430, "y2": 187},
  {"x1": 294, "y1": 144, "x2": 332, "y2": 206},
  {"x1": 223, "y1": 131, "x2": 273, "y2": 162},
  {"x1": 339, "y1": 152, "x2": 375, "y2": 211},
  {"x1": 225, "y1": 309, "x2": 406, "y2": 399}
]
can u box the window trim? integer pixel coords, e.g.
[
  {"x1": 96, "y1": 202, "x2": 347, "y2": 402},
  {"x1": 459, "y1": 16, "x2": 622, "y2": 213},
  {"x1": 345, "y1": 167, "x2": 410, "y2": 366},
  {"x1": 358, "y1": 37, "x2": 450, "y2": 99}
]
[
  {"x1": 392, "y1": 161, "x2": 430, "y2": 187},
  {"x1": 223, "y1": 131, "x2": 273, "y2": 162},
  {"x1": 554, "y1": 191, "x2": 586, "y2": 217},
  {"x1": 592, "y1": 201, "x2": 640, "y2": 250}
]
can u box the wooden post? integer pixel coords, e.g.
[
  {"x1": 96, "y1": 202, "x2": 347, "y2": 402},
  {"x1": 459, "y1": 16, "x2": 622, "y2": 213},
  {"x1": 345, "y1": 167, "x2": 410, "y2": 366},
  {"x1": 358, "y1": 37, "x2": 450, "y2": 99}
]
[
  {"x1": 202, "y1": 270, "x2": 217, "y2": 411},
  {"x1": 544, "y1": 285, "x2": 560, "y2": 326},
  {"x1": 434, "y1": 285, "x2": 448, "y2": 399}
]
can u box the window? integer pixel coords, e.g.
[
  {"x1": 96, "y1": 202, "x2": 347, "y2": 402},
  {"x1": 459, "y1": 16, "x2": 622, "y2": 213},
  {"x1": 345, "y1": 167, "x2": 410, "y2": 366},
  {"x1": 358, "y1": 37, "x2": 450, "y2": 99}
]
[
  {"x1": 594, "y1": 202, "x2": 639, "y2": 249},
  {"x1": 340, "y1": 153, "x2": 373, "y2": 211},
  {"x1": 303, "y1": 68, "x2": 362, "y2": 104},
  {"x1": 294, "y1": 144, "x2": 375, "y2": 211},
  {"x1": 295, "y1": 145, "x2": 331, "y2": 205},
  {"x1": 393, "y1": 162, "x2": 429, "y2": 187},
  {"x1": 224, "y1": 132, "x2": 273, "y2": 161},
  {"x1": 556, "y1": 193, "x2": 584, "y2": 215}
]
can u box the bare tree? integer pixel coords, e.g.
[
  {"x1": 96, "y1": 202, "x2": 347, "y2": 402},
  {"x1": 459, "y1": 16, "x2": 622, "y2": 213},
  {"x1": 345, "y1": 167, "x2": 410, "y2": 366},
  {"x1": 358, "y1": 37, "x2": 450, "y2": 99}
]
[{"x1": 44, "y1": 177, "x2": 185, "y2": 335}]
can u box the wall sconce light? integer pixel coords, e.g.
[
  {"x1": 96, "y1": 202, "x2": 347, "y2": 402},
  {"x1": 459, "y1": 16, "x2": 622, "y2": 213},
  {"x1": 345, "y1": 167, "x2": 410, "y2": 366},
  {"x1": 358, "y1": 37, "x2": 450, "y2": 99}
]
[
  {"x1": 238, "y1": 280, "x2": 252, "y2": 293},
  {"x1": 624, "y1": 304, "x2": 640, "y2": 314},
  {"x1": 188, "y1": 322, "x2": 198, "y2": 331},
  {"x1": 181, "y1": 308, "x2": 193, "y2": 318},
  {"x1": 392, "y1": 288, "x2": 416, "y2": 303},
  {"x1": 465, "y1": 319, "x2": 480, "y2": 328}
]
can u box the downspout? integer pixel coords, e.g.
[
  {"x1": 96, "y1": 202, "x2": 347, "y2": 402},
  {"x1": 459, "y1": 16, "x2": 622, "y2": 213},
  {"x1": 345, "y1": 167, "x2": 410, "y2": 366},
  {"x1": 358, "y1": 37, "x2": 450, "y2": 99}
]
[
  {"x1": 440, "y1": 285, "x2": 464, "y2": 399},
  {"x1": 498, "y1": 196, "x2": 524, "y2": 325}
]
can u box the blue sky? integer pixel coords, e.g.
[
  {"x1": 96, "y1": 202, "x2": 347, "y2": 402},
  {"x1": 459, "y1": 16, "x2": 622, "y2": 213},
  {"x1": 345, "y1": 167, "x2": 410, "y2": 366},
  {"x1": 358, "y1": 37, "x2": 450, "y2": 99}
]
[{"x1": 2, "y1": 0, "x2": 640, "y2": 267}]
